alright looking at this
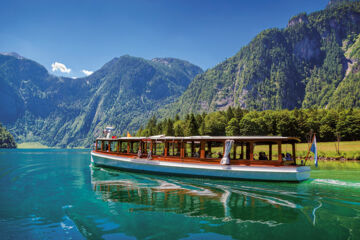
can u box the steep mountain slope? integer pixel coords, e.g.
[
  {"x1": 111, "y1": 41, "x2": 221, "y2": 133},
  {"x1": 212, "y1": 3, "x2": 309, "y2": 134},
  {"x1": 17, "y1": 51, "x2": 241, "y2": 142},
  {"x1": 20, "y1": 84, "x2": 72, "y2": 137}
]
[
  {"x1": 162, "y1": 1, "x2": 360, "y2": 117},
  {"x1": 0, "y1": 54, "x2": 57, "y2": 123},
  {"x1": 328, "y1": 32, "x2": 360, "y2": 107},
  {"x1": 0, "y1": 54, "x2": 202, "y2": 147}
]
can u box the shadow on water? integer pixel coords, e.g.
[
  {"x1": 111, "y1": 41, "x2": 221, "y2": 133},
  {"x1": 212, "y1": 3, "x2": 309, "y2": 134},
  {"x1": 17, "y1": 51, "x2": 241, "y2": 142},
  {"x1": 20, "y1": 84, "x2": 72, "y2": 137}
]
[{"x1": 89, "y1": 165, "x2": 360, "y2": 239}]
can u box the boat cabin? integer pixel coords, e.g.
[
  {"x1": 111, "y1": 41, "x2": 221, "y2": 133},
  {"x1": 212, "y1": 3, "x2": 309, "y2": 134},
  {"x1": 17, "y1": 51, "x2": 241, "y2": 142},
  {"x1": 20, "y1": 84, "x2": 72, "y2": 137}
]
[{"x1": 94, "y1": 136, "x2": 300, "y2": 166}]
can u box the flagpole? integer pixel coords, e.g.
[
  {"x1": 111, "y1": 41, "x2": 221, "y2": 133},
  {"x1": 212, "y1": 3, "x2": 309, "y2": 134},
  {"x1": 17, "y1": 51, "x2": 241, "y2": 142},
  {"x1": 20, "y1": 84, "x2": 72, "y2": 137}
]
[{"x1": 304, "y1": 133, "x2": 315, "y2": 165}]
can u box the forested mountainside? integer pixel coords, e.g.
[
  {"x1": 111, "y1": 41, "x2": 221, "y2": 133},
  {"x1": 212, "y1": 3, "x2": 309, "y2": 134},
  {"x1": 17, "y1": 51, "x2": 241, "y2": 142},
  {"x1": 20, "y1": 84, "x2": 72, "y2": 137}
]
[
  {"x1": 161, "y1": 0, "x2": 360, "y2": 117},
  {"x1": 0, "y1": 123, "x2": 16, "y2": 148},
  {"x1": 0, "y1": 54, "x2": 202, "y2": 147}
]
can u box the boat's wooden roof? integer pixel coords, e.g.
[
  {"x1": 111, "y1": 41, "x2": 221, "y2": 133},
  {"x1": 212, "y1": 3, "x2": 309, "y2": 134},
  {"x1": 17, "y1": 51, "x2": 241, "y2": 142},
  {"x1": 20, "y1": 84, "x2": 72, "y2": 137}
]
[{"x1": 97, "y1": 136, "x2": 300, "y2": 143}]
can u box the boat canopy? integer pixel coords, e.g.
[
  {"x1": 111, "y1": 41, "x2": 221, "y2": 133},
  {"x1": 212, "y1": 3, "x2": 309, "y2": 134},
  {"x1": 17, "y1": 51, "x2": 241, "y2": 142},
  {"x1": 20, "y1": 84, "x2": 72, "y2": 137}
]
[{"x1": 96, "y1": 135, "x2": 300, "y2": 143}]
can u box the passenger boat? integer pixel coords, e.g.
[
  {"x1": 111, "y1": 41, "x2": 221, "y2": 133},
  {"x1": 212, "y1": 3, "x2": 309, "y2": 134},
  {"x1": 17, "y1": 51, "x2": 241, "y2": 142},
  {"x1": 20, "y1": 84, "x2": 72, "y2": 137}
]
[{"x1": 91, "y1": 133, "x2": 311, "y2": 182}]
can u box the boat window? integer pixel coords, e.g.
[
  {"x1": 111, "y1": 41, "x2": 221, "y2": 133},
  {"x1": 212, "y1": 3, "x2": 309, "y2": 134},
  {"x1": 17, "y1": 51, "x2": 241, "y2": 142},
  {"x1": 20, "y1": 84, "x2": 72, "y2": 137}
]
[
  {"x1": 252, "y1": 142, "x2": 280, "y2": 161},
  {"x1": 96, "y1": 141, "x2": 102, "y2": 151},
  {"x1": 184, "y1": 141, "x2": 201, "y2": 158},
  {"x1": 143, "y1": 141, "x2": 151, "y2": 154},
  {"x1": 153, "y1": 141, "x2": 165, "y2": 156},
  {"x1": 110, "y1": 141, "x2": 117, "y2": 152},
  {"x1": 168, "y1": 142, "x2": 180, "y2": 157},
  {"x1": 119, "y1": 141, "x2": 128, "y2": 153},
  {"x1": 103, "y1": 141, "x2": 109, "y2": 152},
  {"x1": 231, "y1": 142, "x2": 248, "y2": 160},
  {"x1": 130, "y1": 141, "x2": 140, "y2": 154},
  {"x1": 205, "y1": 141, "x2": 224, "y2": 159},
  {"x1": 278, "y1": 143, "x2": 293, "y2": 162}
]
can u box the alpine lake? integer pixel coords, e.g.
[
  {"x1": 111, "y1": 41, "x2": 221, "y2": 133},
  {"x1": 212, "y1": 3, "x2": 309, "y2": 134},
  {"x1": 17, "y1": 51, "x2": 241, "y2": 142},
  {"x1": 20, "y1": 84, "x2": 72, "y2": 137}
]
[{"x1": 1, "y1": 149, "x2": 359, "y2": 240}]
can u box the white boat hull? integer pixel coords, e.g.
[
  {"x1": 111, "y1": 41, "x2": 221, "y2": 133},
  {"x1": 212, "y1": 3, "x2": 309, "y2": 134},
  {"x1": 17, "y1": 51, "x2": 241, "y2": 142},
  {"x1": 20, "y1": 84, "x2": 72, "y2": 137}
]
[{"x1": 91, "y1": 151, "x2": 310, "y2": 182}]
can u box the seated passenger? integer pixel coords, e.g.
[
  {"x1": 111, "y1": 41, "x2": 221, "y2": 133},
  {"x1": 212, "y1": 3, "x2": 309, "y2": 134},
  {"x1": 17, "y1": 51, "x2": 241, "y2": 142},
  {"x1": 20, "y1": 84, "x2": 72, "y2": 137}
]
[
  {"x1": 285, "y1": 153, "x2": 292, "y2": 161},
  {"x1": 259, "y1": 152, "x2": 268, "y2": 160},
  {"x1": 217, "y1": 152, "x2": 222, "y2": 158}
]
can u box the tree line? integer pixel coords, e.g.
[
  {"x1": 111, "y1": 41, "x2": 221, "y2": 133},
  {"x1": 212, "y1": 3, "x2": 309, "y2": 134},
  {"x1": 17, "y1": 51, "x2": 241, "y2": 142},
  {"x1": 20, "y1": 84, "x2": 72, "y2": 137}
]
[{"x1": 135, "y1": 107, "x2": 360, "y2": 142}]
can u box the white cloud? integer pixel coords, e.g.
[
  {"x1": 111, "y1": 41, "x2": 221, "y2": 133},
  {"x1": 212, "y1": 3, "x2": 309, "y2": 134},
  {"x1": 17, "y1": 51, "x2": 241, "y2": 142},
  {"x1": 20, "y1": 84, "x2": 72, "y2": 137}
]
[
  {"x1": 82, "y1": 69, "x2": 93, "y2": 76},
  {"x1": 51, "y1": 62, "x2": 71, "y2": 73}
]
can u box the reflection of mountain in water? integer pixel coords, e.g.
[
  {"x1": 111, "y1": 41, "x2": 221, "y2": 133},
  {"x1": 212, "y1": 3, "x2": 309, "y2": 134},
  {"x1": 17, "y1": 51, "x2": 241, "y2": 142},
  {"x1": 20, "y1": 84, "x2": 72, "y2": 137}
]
[{"x1": 91, "y1": 166, "x2": 303, "y2": 225}]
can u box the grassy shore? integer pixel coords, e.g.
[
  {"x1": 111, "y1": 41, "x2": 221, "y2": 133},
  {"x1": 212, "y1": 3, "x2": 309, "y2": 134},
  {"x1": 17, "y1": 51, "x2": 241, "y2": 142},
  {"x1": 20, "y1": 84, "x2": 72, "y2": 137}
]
[
  {"x1": 300, "y1": 158, "x2": 360, "y2": 169},
  {"x1": 16, "y1": 142, "x2": 89, "y2": 149},
  {"x1": 253, "y1": 141, "x2": 360, "y2": 161},
  {"x1": 295, "y1": 141, "x2": 360, "y2": 160},
  {"x1": 17, "y1": 142, "x2": 49, "y2": 149}
]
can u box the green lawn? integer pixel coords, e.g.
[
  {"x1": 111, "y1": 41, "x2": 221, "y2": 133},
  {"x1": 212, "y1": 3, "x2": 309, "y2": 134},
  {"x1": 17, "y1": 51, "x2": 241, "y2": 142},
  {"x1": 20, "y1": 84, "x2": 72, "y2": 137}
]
[
  {"x1": 254, "y1": 141, "x2": 360, "y2": 160},
  {"x1": 17, "y1": 142, "x2": 49, "y2": 149}
]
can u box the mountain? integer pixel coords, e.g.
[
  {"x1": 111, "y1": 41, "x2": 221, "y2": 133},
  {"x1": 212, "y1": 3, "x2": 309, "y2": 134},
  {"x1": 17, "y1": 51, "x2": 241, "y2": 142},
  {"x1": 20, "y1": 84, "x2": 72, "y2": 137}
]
[
  {"x1": 0, "y1": 54, "x2": 203, "y2": 147},
  {"x1": 161, "y1": 0, "x2": 360, "y2": 117},
  {"x1": 328, "y1": 31, "x2": 360, "y2": 107},
  {"x1": 0, "y1": 123, "x2": 17, "y2": 148}
]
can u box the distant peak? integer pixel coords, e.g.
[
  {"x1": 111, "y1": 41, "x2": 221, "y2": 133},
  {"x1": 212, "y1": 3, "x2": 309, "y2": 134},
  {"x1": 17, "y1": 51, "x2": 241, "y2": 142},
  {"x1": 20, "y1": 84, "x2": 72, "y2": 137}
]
[
  {"x1": 151, "y1": 57, "x2": 192, "y2": 67},
  {"x1": 151, "y1": 58, "x2": 173, "y2": 66},
  {"x1": 0, "y1": 52, "x2": 24, "y2": 59}
]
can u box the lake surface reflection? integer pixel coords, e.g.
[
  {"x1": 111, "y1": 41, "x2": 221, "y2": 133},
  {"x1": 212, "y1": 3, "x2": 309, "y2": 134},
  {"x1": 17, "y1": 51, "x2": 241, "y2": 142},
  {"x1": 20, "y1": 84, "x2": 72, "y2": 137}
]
[{"x1": 1, "y1": 149, "x2": 359, "y2": 239}]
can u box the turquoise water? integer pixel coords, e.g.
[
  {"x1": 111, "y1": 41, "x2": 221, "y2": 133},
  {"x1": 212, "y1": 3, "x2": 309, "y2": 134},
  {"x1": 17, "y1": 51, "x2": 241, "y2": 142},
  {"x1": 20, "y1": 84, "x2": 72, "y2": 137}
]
[{"x1": 1, "y1": 149, "x2": 360, "y2": 239}]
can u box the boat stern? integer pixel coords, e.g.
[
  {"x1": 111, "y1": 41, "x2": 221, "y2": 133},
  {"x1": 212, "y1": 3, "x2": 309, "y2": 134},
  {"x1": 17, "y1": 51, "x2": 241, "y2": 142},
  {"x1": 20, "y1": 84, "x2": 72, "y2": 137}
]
[{"x1": 295, "y1": 166, "x2": 311, "y2": 181}]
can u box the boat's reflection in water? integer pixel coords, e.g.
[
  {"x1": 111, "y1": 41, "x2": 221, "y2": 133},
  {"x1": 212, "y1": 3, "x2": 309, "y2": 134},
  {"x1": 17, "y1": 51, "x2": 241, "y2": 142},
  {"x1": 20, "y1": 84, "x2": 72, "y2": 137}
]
[{"x1": 91, "y1": 166, "x2": 311, "y2": 225}]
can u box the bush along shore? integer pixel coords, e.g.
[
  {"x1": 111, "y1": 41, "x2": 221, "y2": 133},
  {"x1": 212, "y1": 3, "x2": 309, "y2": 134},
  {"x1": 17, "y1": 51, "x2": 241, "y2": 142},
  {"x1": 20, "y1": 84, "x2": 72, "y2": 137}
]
[
  {"x1": 0, "y1": 123, "x2": 16, "y2": 148},
  {"x1": 135, "y1": 108, "x2": 360, "y2": 160}
]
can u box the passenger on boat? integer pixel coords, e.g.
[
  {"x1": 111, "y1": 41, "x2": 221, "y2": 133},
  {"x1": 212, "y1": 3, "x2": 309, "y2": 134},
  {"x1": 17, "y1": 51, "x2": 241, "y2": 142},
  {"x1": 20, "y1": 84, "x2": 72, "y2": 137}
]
[
  {"x1": 285, "y1": 153, "x2": 292, "y2": 161},
  {"x1": 259, "y1": 152, "x2": 268, "y2": 160}
]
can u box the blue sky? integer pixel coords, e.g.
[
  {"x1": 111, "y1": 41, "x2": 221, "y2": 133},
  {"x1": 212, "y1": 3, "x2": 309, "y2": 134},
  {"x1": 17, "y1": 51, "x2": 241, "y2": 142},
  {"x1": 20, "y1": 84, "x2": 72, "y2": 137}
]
[{"x1": 0, "y1": 0, "x2": 327, "y2": 77}]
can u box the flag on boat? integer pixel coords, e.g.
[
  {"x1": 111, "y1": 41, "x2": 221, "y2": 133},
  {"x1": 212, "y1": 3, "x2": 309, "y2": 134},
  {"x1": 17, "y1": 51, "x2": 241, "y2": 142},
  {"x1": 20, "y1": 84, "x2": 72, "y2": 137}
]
[{"x1": 310, "y1": 135, "x2": 318, "y2": 167}]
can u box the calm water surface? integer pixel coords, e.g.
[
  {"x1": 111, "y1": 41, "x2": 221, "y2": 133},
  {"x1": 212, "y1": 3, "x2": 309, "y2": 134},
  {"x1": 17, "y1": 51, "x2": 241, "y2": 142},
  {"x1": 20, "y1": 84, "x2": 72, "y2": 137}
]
[{"x1": 0, "y1": 149, "x2": 360, "y2": 239}]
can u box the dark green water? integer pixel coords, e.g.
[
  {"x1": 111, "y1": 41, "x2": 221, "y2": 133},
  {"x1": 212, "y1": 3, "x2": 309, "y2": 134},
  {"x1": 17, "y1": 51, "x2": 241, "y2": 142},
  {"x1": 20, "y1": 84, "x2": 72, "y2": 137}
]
[{"x1": 1, "y1": 149, "x2": 360, "y2": 240}]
